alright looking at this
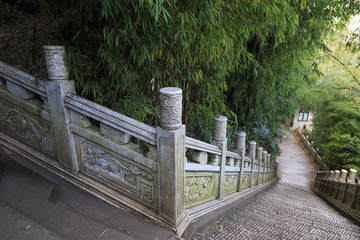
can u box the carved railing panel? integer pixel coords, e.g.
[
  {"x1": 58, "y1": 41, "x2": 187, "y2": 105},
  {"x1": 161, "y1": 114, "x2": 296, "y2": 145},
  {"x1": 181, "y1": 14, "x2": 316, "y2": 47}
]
[
  {"x1": 224, "y1": 173, "x2": 238, "y2": 194},
  {"x1": 0, "y1": 78, "x2": 57, "y2": 159},
  {"x1": 185, "y1": 172, "x2": 218, "y2": 208},
  {"x1": 76, "y1": 137, "x2": 157, "y2": 208}
]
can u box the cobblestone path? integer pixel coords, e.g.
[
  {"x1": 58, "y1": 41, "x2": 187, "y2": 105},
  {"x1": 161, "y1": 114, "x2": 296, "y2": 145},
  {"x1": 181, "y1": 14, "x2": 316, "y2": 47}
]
[{"x1": 193, "y1": 132, "x2": 360, "y2": 239}]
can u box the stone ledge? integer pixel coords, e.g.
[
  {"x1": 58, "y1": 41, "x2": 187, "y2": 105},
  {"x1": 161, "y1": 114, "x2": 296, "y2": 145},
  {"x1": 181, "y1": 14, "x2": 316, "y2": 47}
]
[{"x1": 313, "y1": 188, "x2": 360, "y2": 225}]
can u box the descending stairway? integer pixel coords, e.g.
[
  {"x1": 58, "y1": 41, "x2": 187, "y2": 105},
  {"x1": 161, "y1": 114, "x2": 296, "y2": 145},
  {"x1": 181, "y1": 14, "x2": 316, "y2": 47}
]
[
  {"x1": 193, "y1": 132, "x2": 360, "y2": 239},
  {"x1": 0, "y1": 155, "x2": 175, "y2": 240}
]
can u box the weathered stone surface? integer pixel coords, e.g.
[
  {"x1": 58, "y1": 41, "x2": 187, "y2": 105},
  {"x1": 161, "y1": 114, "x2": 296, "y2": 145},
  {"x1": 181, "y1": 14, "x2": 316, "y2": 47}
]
[
  {"x1": 157, "y1": 125, "x2": 185, "y2": 226},
  {"x1": 339, "y1": 169, "x2": 348, "y2": 183},
  {"x1": 69, "y1": 110, "x2": 91, "y2": 128},
  {"x1": 226, "y1": 157, "x2": 234, "y2": 166},
  {"x1": 45, "y1": 80, "x2": 77, "y2": 171},
  {"x1": 240, "y1": 174, "x2": 250, "y2": 190},
  {"x1": 43, "y1": 46, "x2": 69, "y2": 80},
  {"x1": 212, "y1": 116, "x2": 227, "y2": 142},
  {"x1": 0, "y1": 98, "x2": 57, "y2": 157},
  {"x1": 79, "y1": 140, "x2": 156, "y2": 207},
  {"x1": 185, "y1": 173, "x2": 217, "y2": 206},
  {"x1": 208, "y1": 154, "x2": 220, "y2": 165},
  {"x1": 347, "y1": 169, "x2": 357, "y2": 184},
  {"x1": 247, "y1": 140, "x2": 256, "y2": 158},
  {"x1": 256, "y1": 147, "x2": 263, "y2": 162},
  {"x1": 192, "y1": 151, "x2": 208, "y2": 164},
  {"x1": 6, "y1": 81, "x2": 34, "y2": 100},
  {"x1": 159, "y1": 87, "x2": 182, "y2": 130},
  {"x1": 100, "y1": 123, "x2": 130, "y2": 144},
  {"x1": 145, "y1": 144, "x2": 157, "y2": 161},
  {"x1": 235, "y1": 131, "x2": 246, "y2": 150},
  {"x1": 224, "y1": 174, "x2": 238, "y2": 193}
]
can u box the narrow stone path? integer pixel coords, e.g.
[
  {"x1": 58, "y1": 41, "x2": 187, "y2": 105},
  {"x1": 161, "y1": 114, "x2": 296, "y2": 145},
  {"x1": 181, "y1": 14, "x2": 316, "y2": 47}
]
[{"x1": 193, "y1": 132, "x2": 360, "y2": 239}]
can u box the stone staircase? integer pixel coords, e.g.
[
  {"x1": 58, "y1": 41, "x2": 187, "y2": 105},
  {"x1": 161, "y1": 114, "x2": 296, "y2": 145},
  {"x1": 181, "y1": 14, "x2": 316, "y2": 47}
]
[{"x1": 0, "y1": 154, "x2": 175, "y2": 240}]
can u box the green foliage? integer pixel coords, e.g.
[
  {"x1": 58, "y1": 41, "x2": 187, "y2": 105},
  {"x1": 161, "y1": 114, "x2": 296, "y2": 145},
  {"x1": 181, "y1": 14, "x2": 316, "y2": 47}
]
[
  {"x1": 32, "y1": 0, "x2": 358, "y2": 155},
  {"x1": 310, "y1": 98, "x2": 360, "y2": 172}
]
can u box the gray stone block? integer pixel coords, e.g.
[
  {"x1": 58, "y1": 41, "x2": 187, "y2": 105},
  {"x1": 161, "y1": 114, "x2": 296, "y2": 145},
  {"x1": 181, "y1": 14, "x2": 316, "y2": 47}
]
[
  {"x1": 100, "y1": 123, "x2": 130, "y2": 144},
  {"x1": 6, "y1": 81, "x2": 34, "y2": 100}
]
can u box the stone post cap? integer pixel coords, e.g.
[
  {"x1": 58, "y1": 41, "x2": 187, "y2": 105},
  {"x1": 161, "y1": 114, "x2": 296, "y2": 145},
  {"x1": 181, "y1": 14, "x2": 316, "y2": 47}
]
[
  {"x1": 43, "y1": 45, "x2": 69, "y2": 81},
  {"x1": 159, "y1": 87, "x2": 182, "y2": 95},
  {"x1": 159, "y1": 87, "x2": 182, "y2": 130},
  {"x1": 235, "y1": 131, "x2": 246, "y2": 150},
  {"x1": 348, "y1": 169, "x2": 357, "y2": 180},
  {"x1": 236, "y1": 132, "x2": 246, "y2": 137},
  {"x1": 212, "y1": 115, "x2": 227, "y2": 142}
]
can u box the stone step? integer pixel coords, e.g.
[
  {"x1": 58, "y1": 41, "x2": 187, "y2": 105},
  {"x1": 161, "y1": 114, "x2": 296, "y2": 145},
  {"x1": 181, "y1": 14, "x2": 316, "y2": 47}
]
[
  {"x1": 0, "y1": 155, "x2": 175, "y2": 240},
  {"x1": 0, "y1": 201, "x2": 64, "y2": 240}
]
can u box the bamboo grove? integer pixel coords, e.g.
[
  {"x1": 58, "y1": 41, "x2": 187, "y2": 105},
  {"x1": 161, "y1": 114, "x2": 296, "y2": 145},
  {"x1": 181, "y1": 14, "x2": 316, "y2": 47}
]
[{"x1": 33, "y1": 0, "x2": 359, "y2": 155}]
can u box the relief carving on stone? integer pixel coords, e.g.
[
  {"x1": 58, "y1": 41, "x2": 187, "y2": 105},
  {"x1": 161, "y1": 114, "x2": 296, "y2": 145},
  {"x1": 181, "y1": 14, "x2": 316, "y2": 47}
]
[
  {"x1": 240, "y1": 174, "x2": 250, "y2": 190},
  {"x1": 43, "y1": 46, "x2": 69, "y2": 80},
  {"x1": 0, "y1": 102, "x2": 56, "y2": 157},
  {"x1": 81, "y1": 141, "x2": 155, "y2": 205},
  {"x1": 224, "y1": 174, "x2": 238, "y2": 192},
  {"x1": 159, "y1": 88, "x2": 182, "y2": 130},
  {"x1": 252, "y1": 174, "x2": 258, "y2": 186},
  {"x1": 185, "y1": 175, "x2": 216, "y2": 205}
]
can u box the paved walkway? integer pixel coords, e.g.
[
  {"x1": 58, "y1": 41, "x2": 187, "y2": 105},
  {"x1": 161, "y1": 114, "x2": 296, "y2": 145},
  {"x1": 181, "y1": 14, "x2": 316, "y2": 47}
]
[{"x1": 193, "y1": 132, "x2": 360, "y2": 239}]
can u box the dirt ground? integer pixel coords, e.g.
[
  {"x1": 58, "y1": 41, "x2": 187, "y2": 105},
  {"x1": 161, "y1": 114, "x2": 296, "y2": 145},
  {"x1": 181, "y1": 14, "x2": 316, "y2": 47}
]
[{"x1": 0, "y1": 1, "x2": 60, "y2": 74}]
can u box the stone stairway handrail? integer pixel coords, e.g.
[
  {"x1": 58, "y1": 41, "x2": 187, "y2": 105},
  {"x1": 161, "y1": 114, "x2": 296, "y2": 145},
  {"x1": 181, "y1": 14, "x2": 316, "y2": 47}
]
[
  {"x1": 0, "y1": 61, "x2": 47, "y2": 97},
  {"x1": 64, "y1": 92, "x2": 157, "y2": 145}
]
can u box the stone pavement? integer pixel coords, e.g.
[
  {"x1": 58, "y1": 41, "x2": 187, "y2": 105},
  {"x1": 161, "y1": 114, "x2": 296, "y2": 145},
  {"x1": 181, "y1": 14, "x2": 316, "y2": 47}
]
[
  {"x1": 0, "y1": 151, "x2": 176, "y2": 240},
  {"x1": 192, "y1": 132, "x2": 360, "y2": 239}
]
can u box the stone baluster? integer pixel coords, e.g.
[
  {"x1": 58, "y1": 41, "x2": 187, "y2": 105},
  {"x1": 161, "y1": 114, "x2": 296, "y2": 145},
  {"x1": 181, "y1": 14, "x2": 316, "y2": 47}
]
[
  {"x1": 346, "y1": 169, "x2": 358, "y2": 208},
  {"x1": 157, "y1": 87, "x2": 185, "y2": 227},
  {"x1": 248, "y1": 140, "x2": 256, "y2": 187},
  {"x1": 256, "y1": 147, "x2": 263, "y2": 185},
  {"x1": 211, "y1": 115, "x2": 227, "y2": 199},
  {"x1": 327, "y1": 170, "x2": 335, "y2": 194},
  {"x1": 334, "y1": 170, "x2": 340, "y2": 181},
  {"x1": 347, "y1": 169, "x2": 357, "y2": 184},
  {"x1": 235, "y1": 132, "x2": 246, "y2": 191},
  {"x1": 43, "y1": 46, "x2": 78, "y2": 171},
  {"x1": 339, "y1": 170, "x2": 348, "y2": 183}
]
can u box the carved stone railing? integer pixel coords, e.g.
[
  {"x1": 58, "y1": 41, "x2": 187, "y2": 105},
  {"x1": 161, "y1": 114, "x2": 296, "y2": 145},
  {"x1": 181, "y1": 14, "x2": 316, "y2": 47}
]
[
  {"x1": 313, "y1": 169, "x2": 360, "y2": 224},
  {"x1": 0, "y1": 46, "x2": 278, "y2": 235},
  {"x1": 293, "y1": 129, "x2": 329, "y2": 171}
]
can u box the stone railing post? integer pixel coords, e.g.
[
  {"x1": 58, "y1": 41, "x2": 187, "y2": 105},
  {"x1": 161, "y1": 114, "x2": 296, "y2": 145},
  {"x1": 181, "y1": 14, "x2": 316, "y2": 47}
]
[
  {"x1": 248, "y1": 140, "x2": 256, "y2": 187},
  {"x1": 327, "y1": 170, "x2": 335, "y2": 194},
  {"x1": 44, "y1": 46, "x2": 77, "y2": 171},
  {"x1": 157, "y1": 87, "x2": 185, "y2": 227},
  {"x1": 347, "y1": 169, "x2": 358, "y2": 208},
  {"x1": 347, "y1": 169, "x2": 357, "y2": 184},
  {"x1": 262, "y1": 150, "x2": 267, "y2": 182},
  {"x1": 235, "y1": 132, "x2": 246, "y2": 191},
  {"x1": 256, "y1": 147, "x2": 263, "y2": 185},
  {"x1": 211, "y1": 115, "x2": 227, "y2": 199}
]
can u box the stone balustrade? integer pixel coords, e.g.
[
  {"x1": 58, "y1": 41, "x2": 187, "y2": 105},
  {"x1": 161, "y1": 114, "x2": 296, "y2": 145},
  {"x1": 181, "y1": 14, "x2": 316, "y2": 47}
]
[
  {"x1": 314, "y1": 169, "x2": 360, "y2": 223},
  {"x1": 293, "y1": 129, "x2": 329, "y2": 171},
  {"x1": 0, "y1": 46, "x2": 278, "y2": 235}
]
